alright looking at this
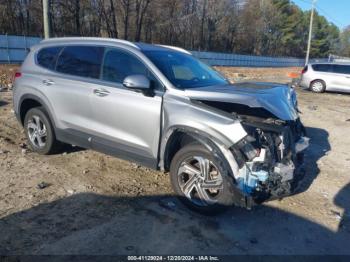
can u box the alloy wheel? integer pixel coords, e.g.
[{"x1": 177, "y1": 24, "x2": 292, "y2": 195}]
[
  {"x1": 27, "y1": 115, "x2": 47, "y2": 149},
  {"x1": 177, "y1": 156, "x2": 223, "y2": 206},
  {"x1": 312, "y1": 81, "x2": 324, "y2": 92}
]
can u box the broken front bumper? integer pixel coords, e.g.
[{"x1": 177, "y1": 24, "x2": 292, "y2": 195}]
[{"x1": 235, "y1": 136, "x2": 310, "y2": 209}]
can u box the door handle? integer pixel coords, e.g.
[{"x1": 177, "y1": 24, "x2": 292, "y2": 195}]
[
  {"x1": 42, "y1": 79, "x2": 55, "y2": 86},
  {"x1": 93, "y1": 88, "x2": 110, "y2": 97}
]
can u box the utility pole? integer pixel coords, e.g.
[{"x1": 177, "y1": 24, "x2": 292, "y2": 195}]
[
  {"x1": 305, "y1": 0, "x2": 317, "y2": 65},
  {"x1": 42, "y1": 0, "x2": 50, "y2": 39}
]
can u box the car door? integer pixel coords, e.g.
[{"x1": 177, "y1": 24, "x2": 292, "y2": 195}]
[
  {"x1": 331, "y1": 65, "x2": 350, "y2": 92},
  {"x1": 88, "y1": 47, "x2": 163, "y2": 168},
  {"x1": 45, "y1": 45, "x2": 104, "y2": 147},
  {"x1": 312, "y1": 64, "x2": 340, "y2": 91}
]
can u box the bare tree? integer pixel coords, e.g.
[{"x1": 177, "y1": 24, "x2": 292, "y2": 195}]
[
  {"x1": 74, "y1": 0, "x2": 81, "y2": 35},
  {"x1": 119, "y1": 0, "x2": 132, "y2": 40},
  {"x1": 199, "y1": 0, "x2": 207, "y2": 50},
  {"x1": 134, "y1": 0, "x2": 151, "y2": 41},
  {"x1": 0, "y1": 0, "x2": 341, "y2": 58},
  {"x1": 110, "y1": 0, "x2": 118, "y2": 38}
]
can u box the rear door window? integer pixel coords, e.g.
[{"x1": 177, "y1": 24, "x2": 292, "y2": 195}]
[
  {"x1": 56, "y1": 46, "x2": 104, "y2": 79},
  {"x1": 37, "y1": 46, "x2": 63, "y2": 70},
  {"x1": 333, "y1": 65, "x2": 350, "y2": 75},
  {"x1": 312, "y1": 64, "x2": 332, "y2": 72}
]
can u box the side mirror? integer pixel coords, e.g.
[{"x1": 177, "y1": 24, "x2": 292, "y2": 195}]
[{"x1": 123, "y1": 75, "x2": 151, "y2": 91}]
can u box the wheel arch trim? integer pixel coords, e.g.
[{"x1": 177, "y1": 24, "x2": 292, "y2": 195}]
[
  {"x1": 310, "y1": 79, "x2": 326, "y2": 90},
  {"x1": 159, "y1": 125, "x2": 240, "y2": 179},
  {"x1": 18, "y1": 94, "x2": 57, "y2": 129}
]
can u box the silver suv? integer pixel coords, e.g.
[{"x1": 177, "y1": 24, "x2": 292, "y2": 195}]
[
  {"x1": 300, "y1": 63, "x2": 350, "y2": 93},
  {"x1": 13, "y1": 37, "x2": 309, "y2": 213}
]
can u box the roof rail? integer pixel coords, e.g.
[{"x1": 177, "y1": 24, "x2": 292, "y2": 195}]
[
  {"x1": 40, "y1": 37, "x2": 139, "y2": 49},
  {"x1": 156, "y1": 44, "x2": 192, "y2": 55}
]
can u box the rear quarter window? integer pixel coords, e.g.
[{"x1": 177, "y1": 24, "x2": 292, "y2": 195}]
[
  {"x1": 56, "y1": 46, "x2": 104, "y2": 79},
  {"x1": 37, "y1": 46, "x2": 63, "y2": 70}
]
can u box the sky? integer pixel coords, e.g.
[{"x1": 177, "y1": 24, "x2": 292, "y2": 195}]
[{"x1": 293, "y1": 0, "x2": 350, "y2": 30}]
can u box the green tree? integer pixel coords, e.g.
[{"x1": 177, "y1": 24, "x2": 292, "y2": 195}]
[
  {"x1": 339, "y1": 26, "x2": 350, "y2": 56},
  {"x1": 310, "y1": 11, "x2": 340, "y2": 58}
]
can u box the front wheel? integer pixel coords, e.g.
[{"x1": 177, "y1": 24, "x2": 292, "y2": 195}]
[{"x1": 169, "y1": 144, "x2": 236, "y2": 214}]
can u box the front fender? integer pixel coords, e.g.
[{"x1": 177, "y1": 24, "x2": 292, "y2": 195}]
[
  {"x1": 162, "y1": 93, "x2": 247, "y2": 147},
  {"x1": 159, "y1": 126, "x2": 242, "y2": 183},
  {"x1": 160, "y1": 92, "x2": 247, "y2": 175}
]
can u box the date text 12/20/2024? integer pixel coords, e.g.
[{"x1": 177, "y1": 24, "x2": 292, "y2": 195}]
[{"x1": 127, "y1": 256, "x2": 219, "y2": 261}]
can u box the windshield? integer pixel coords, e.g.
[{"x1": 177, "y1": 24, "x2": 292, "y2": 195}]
[{"x1": 143, "y1": 50, "x2": 228, "y2": 89}]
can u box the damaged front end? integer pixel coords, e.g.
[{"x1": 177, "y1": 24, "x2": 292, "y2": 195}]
[
  {"x1": 185, "y1": 81, "x2": 310, "y2": 207},
  {"x1": 185, "y1": 99, "x2": 310, "y2": 208},
  {"x1": 231, "y1": 115, "x2": 309, "y2": 207},
  {"x1": 182, "y1": 81, "x2": 309, "y2": 208}
]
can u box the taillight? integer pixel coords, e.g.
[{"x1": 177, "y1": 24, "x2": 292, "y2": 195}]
[
  {"x1": 301, "y1": 66, "x2": 308, "y2": 74},
  {"x1": 14, "y1": 72, "x2": 22, "y2": 78}
]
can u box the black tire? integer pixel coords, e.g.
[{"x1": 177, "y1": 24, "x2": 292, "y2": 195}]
[
  {"x1": 24, "y1": 107, "x2": 61, "y2": 155},
  {"x1": 310, "y1": 80, "x2": 326, "y2": 93},
  {"x1": 170, "y1": 144, "x2": 236, "y2": 215}
]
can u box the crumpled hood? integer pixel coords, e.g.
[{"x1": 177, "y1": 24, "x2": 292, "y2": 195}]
[{"x1": 184, "y1": 82, "x2": 298, "y2": 120}]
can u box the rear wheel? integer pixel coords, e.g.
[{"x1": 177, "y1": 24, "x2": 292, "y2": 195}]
[
  {"x1": 170, "y1": 144, "x2": 235, "y2": 214},
  {"x1": 24, "y1": 107, "x2": 61, "y2": 155},
  {"x1": 310, "y1": 80, "x2": 326, "y2": 93}
]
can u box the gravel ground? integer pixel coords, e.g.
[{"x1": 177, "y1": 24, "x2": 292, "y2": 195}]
[{"x1": 0, "y1": 66, "x2": 349, "y2": 255}]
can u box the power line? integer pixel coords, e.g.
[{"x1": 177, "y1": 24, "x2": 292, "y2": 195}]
[
  {"x1": 293, "y1": 0, "x2": 312, "y2": 5},
  {"x1": 293, "y1": 0, "x2": 347, "y2": 28},
  {"x1": 315, "y1": 4, "x2": 347, "y2": 28}
]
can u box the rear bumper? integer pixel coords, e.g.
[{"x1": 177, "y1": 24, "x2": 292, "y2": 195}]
[{"x1": 299, "y1": 76, "x2": 311, "y2": 88}]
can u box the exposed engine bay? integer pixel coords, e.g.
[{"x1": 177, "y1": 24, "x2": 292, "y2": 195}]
[{"x1": 199, "y1": 100, "x2": 309, "y2": 205}]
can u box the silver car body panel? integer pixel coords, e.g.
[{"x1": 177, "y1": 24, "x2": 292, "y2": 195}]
[
  {"x1": 184, "y1": 82, "x2": 299, "y2": 121},
  {"x1": 159, "y1": 91, "x2": 247, "y2": 173}
]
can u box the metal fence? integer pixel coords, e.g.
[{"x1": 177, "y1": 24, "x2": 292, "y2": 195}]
[
  {"x1": 0, "y1": 34, "x2": 342, "y2": 67},
  {"x1": 191, "y1": 51, "x2": 307, "y2": 67},
  {"x1": 328, "y1": 54, "x2": 350, "y2": 64},
  {"x1": 0, "y1": 35, "x2": 41, "y2": 63}
]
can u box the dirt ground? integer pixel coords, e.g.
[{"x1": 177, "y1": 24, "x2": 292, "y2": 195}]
[
  {"x1": 0, "y1": 65, "x2": 349, "y2": 255},
  {"x1": 214, "y1": 66, "x2": 302, "y2": 83}
]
